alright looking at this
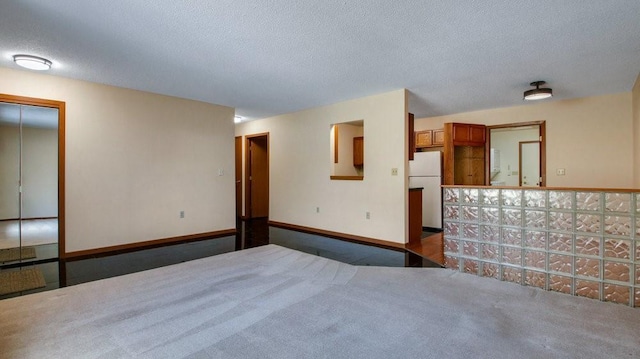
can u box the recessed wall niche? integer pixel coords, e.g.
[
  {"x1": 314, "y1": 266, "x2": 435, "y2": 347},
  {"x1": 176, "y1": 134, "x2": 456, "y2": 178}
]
[{"x1": 330, "y1": 120, "x2": 364, "y2": 180}]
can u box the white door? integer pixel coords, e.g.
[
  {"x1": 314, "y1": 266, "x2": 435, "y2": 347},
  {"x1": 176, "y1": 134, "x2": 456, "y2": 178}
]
[{"x1": 520, "y1": 141, "x2": 540, "y2": 187}]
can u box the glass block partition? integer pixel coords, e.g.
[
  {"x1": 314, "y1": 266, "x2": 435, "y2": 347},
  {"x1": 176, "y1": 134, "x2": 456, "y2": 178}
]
[{"x1": 442, "y1": 187, "x2": 640, "y2": 307}]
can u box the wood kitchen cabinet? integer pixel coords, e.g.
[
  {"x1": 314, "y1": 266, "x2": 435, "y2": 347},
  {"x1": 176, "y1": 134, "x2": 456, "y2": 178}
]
[
  {"x1": 443, "y1": 122, "x2": 487, "y2": 185},
  {"x1": 415, "y1": 128, "x2": 445, "y2": 149},
  {"x1": 453, "y1": 146, "x2": 485, "y2": 185},
  {"x1": 408, "y1": 187, "x2": 423, "y2": 245},
  {"x1": 450, "y1": 123, "x2": 485, "y2": 146},
  {"x1": 432, "y1": 129, "x2": 445, "y2": 146},
  {"x1": 353, "y1": 136, "x2": 364, "y2": 167},
  {"x1": 415, "y1": 130, "x2": 433, "y2": 148}
]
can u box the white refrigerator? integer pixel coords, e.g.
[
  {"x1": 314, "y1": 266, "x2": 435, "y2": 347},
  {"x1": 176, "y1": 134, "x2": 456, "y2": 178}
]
[{"x1": 409, "y1": 151, "x2": 443, "y2": 230}]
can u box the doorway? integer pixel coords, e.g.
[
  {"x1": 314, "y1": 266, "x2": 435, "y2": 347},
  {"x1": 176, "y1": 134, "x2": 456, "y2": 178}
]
[
  {"x1": 486, "y1": 121, "x2": 546, "y2": 186},
  {"x1": 245, "y1": 133, "x2": 269, "y2": 219},
  {"x1": 0, "y1": 94, "x2": 65, "y2": 265}
]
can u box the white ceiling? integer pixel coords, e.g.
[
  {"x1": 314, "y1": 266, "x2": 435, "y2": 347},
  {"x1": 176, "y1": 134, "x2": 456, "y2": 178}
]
[{"x1": 1, "y1": 1, "x2": 639, "y2": 121}]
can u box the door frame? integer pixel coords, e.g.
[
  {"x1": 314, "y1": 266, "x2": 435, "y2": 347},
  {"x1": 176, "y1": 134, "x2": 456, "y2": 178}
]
[
  {"x1": 244, "y1": 133, "x2": 269, "y2": 219},
  {"x1": 485, "y1": 121, "x2": 546, "y2": 186},
  {"x1": 0, "y1": 94, "x2": 66, "y2": 259}
]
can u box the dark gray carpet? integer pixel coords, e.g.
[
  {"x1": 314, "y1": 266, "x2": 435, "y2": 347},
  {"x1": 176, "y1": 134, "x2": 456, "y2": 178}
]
[{"x1": 0, "y1": 244, "x2": 638, "y2": 358}]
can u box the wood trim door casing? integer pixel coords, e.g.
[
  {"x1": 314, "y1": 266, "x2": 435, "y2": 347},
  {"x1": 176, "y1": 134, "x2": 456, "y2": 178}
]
[
  {"x1": 244, "y1": 132, "x2": 269, "y2": 219},
  {"x1": 0, "y1": 93, "x2": 66, "y2": 259}
]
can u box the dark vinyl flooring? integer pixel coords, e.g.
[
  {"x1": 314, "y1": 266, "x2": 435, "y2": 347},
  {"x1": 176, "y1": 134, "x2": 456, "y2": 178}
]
[{"x1": 0, "y1": 219, "x2": 439, "y2": 300}]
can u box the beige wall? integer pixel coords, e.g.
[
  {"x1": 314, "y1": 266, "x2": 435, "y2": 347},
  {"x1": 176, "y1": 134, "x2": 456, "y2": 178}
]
[
  {"x1": 415, "y1": 93, "x2": 634, "y2": 188},
  {"x1": 633, "y1": 73, "x2": 640, "y2": 187},
  {"x1": 0, "y1": 67, "x2": 236, "y2": 253},
  {"x1": 236, "y1": 89, "x2": 409, "y2": 244},
  {"x1": 22, "y1": 127, "x2": 59, "y2": 218}
]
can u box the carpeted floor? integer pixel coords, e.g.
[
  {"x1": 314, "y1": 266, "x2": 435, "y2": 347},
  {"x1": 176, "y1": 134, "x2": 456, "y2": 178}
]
[{"x1": 0, "y1": 244, "x2": 638, "y2": 358}]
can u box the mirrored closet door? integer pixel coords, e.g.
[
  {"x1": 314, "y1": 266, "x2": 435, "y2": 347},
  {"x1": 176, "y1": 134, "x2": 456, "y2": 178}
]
[{"x1": 0, "y1": 102, "x2": 59, "y2": 265}]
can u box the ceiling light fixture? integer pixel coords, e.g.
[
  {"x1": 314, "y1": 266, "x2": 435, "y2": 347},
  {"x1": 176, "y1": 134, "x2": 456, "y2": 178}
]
[
  {"x1": 234, "y1": 115, "x2": 244, "y2": 124},
  {"x1": 523, "y1": 81, "x2": 552, "y2": 101},
  {"x1": 12, "y1": 54, "x2": 52, "y2": 71}
]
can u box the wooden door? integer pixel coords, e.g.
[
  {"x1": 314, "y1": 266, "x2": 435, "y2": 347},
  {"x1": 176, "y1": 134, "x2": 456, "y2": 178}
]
[
  {"x1": 353, "y1": 136, "x2": 364, "y2": 166},
  {"x1": 235, "y1": 136, "x2": 242, "y2": 218},
  {"x1": 408, "y1": 113, "x2": 415, "y2": 160},
  {"x1": 245, "y1": 134, "x2": 269, "y2": 218}
]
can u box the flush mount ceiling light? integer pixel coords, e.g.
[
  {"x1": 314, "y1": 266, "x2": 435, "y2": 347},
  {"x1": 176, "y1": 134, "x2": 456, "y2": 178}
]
[
  {"x1": 234, "y1": 115, "x2": 244, "y2": 124},
  {"x1": 12, "y1": 54, "x2": 52, "y2": 71},
  {"x1": 523, "y1": 81, "x2": 552, "y2": 101}
]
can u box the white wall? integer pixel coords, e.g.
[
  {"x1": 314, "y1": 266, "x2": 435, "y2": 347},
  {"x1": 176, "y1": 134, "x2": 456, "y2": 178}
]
[
  {"x1": 236, "y1": 89, "x2": 409, "y2": 244},
  {"x1": 0, "y1": 66, "x2": 236, "y2": 253},
  {"x1": 415, "y1": 93, "x2": 634, "y2": 188}
]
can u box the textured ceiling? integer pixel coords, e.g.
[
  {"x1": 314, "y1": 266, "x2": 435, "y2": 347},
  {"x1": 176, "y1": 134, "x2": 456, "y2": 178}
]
[{"x1": 1, "y1": 1, "x2": 639, "y2": 121}]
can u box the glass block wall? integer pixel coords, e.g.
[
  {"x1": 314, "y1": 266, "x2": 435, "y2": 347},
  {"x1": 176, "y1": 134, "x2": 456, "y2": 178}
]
[{"x1": 442, "y1": 187, "x2": 640, "y2": 307}]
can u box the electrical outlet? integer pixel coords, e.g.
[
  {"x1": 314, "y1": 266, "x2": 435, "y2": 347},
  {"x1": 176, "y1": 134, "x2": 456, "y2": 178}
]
[
  {"x1": 556, "y1": 168, "x2": 566, "y2": 176},
  {"x1": 180, "y1": 210, "x2": 185, "y2": 218},
  {"x1": 391, "y1": 168, "x2": 398, "y2": 176},
  {"x1": 366, "y1": 212, "x2": 370, "y2": 219}
]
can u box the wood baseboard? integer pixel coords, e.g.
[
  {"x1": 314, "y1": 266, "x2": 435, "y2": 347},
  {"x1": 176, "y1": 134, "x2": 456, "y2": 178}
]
[
  {"x1": 268, "y1": 221, "x2": 405, "y2": 251},
  {"x1": 63, "y1": 228, "x2": 236, "y2": 260}
]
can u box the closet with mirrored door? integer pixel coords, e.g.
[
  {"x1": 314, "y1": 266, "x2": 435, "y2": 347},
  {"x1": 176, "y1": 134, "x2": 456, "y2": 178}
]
[{"x1": 0, "y1": 96, "x2": 62, "y2": 296}]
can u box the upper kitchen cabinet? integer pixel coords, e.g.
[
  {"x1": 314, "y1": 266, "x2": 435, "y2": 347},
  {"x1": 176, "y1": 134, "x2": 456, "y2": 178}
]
[
  {"x1": 415, "y1": 130, "x2": 433, "y2": 148},
  {"x1": 450, "y1": 123, "x2": 485, "y2": 146},
  {"x1": 432, "y1": 129, "x2": 444, "y2": 146},
  {"x1": 415, "y1": 128, "x2": 444, "y2": 149}
]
